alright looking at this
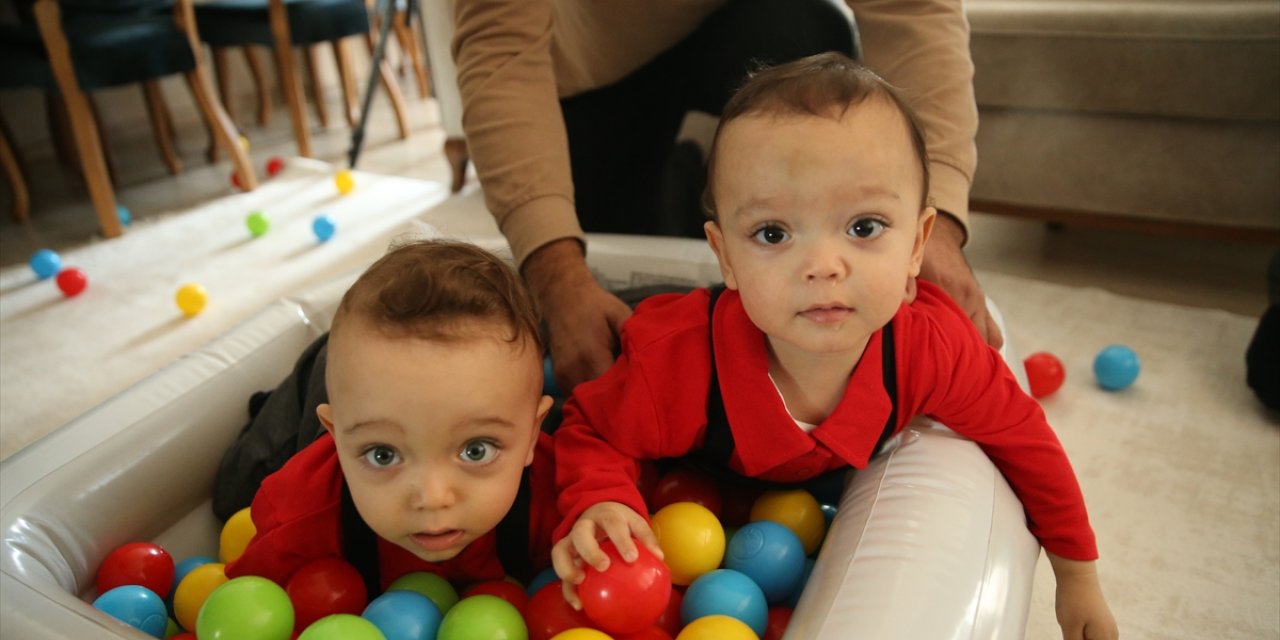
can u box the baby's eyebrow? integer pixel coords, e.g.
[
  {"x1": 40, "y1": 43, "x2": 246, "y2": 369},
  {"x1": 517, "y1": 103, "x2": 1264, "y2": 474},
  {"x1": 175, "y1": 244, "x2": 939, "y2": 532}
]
[
  {"x1": 343, "y1": 418, "x2": 401, "y2": 434},
  {"x1": 456, "y1": 416, "x2": 517, "y2": 430}
]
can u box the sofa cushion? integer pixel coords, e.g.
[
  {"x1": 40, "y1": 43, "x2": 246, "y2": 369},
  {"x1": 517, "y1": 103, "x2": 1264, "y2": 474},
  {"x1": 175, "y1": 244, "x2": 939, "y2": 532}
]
[{"x1": 967, "y1": 0, "x2": 1280, "y2": 122}]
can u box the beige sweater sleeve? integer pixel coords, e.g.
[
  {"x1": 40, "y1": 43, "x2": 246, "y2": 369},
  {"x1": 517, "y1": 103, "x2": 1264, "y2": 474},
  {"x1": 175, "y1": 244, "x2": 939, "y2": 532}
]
[
  {"x1": 850, "y1": 0, "x2": 978, "y2": 240},
  {"x1": 452, "y1": 0, "x2": 583, "y2": 265}
]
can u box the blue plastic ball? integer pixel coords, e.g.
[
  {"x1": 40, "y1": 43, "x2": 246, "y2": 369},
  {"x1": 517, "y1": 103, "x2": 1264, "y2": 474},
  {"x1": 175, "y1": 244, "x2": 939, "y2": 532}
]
[
  {"x1": 526, "y1": 566, "x2": 558, "y2": 596},
  {"x1": 681, "y1": 569, "x2": 768, "y2": 636},
  {"x1": 312, "y1": 214, "x2": 337, "y2": 243},
  {"x1": 117, "y1": 204, "x2": 132, "y2": 226},
  {"x1": 1093, "y1": 345, "x2": 1141, "y2": 391},
  {"x1": 93, "y1": 585, "x2": 168, "y2": 638},
  {"x1": 363, "y1": 590, "x2": 442, "y2": 640},
  {"x1": 725, "y1": 521, "x2": 806, "y2": 604},
  {"x1": 784, "y1": 558, "x2": 816, "y2": 608},
  {"x1": 170, "y1": 555, "x2": 217, "y2": 602},
  {"x1": 30, "y1": 249, "x2": 62, "y2": 280}
]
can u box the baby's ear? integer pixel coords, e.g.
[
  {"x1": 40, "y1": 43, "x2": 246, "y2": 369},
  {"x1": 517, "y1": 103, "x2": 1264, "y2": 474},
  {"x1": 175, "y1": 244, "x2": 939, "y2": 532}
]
[
  {"x1": 705, "y1": 221, "x2": 738, "y2": 290},
  {"x1": 317, "y1": 403, "x2": 336, "y2": 437},
  {"x1": 527, "y1": 395, "x2": 554, "y2": 466}
]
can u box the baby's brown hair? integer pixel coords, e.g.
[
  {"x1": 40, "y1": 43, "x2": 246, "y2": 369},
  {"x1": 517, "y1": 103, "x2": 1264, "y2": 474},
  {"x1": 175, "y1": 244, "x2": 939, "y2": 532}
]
[
  {"x1": 703, "y1": 52, "x2": 931, "y2": 221},
  {"x1": 331, "y1": 240, "x2": 542, "y2": 354}
]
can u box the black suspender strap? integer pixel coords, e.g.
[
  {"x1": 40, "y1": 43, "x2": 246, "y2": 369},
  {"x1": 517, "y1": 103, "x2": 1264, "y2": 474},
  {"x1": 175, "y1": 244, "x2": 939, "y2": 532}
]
[
  {"x1": 874, "y1": 321, "x2": 899, "y2": 455},
  {"x1": 340, "y1": 481, "x2": 381, "y2": 597},
  {"x1": 494, "y1": 467, "x2": 534, "y2": 584}
]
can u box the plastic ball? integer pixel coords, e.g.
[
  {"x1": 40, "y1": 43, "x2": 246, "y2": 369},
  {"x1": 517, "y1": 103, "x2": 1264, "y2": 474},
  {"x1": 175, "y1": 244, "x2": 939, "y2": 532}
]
[
  {"x1": 231, "y1": 171, "x2": 244, "y2": 190},
  {"x1": 550, "y1": 630, "x2": 612, "y2": 640},
  {"x1": 116, "y1": 204, "x2": 132, "y2": 226},
  {"x1": 93, "y1": 585, "x2": 168, "y2": 638},
  {"x1": 97, "y1": 542, "x2": 175, "y2": 599},
  {"x1": 56, "y1": 267, "x2": 88, "y2": 297},
  {"x1": 266, "y1": 156, "x2": 286, "y2": 177},
  {"x1": 724, "y1": 521, "x2": 805, "y2": 604},
  {"x1": 675, "y1": 614, "x2": 758, "y2": 640},
  {"x1": 175, "y1": 283, "x2": 209, "y2": 318},
  {"x1": 462, "y1": 579, "x2": 528, "y2": 614},
  {"x1": 29, "y1": 249, "x2": 62, "y2": 280},
  {"x1": 165, "y1": 617, "x2": 179, "y2": 638},
  {"x1": 650, "y1": 502, "x2": 725, "y2": 586},
  {"x1": 218, "y1": 507, "x2": 255, "y2": 563},
  {"x1": 170, "y1": 555, "x2": 216, "y2": 601},
  {"x1": 173, "y1": 562, "x2": 227, "y2": 631},
  {"x1": 579, "y1": 539, "x2": 672, "y2": 635},
  {"x1": 362, "y1": 590, "x2": 442, "y2": 640},
  {"x1": 653, "y1": 587, "x2": 684, "y2": 637},
  {"x1": 764, "y1": 607, "x2": 793, "y2": 640},
  {"x1": 287, "y1": 557, "x2": 368, "y2": 632},
  {"x1": 1094, "y1": 345, "x2": 1140, "y2": 391},
  {"x1": 619, "y1": 626, "x2": 675, "y2": 640},
  {"x1": 312, "y1": 214, "x2": 337, "y2": 243},
  {"x1": 246, "y1": 211, "x2": 271, "y2": 237},
  {"x1": 525, "y1": 580, "x2": 593, "y2": 640},
  {"x1": 527, "y1": 566, "x2": 559, "y2": 597},
  {"x1": 1024, "y1": 352, "x2": 1066, "y2": 398},
  {"x1": 436, "y1": 595, "x2": 527, "y2": 640},
  {"x1": 298, "y1": 614, "x2": 384, "y2": 640},
  {"x1": 239, "y1": 135, "x2": 250, "y2": 152},
  {"x1": 749, "y1": 490, "x2": 824, "y2": 555},
  {"x1": 196, "y1": 576, "x2": 294, "y2": 640},
  {"x1": 334, "y1": 170, "x2": 355, "y2": 195},
  {"x1": 649, "y1": 469, "x2": 722, "y2": 517},
  {"x1": 388, "y1": 571, "x2": 459, "y2": 614},
  {"x1": 681, "y1": 569, "x2": 768, "y2": 636}
]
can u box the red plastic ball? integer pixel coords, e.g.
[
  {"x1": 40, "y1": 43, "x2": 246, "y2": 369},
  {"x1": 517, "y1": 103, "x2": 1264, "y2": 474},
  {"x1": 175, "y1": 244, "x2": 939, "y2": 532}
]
[
  {"x1": 524, "y1": 580, "x2": 594, "y2": 640},
  {"x1": 649, "y1": 469, "x2": 722, "y2": 517},
  {"x1": 56, "y1": 268, "x2": 88, "y2": 297},
  {"x1": 285, "y1": 557, "x2": 367, "y2": 632},
  {"x1": 653, "y1": 585, "x2": 684, "y2": 637},
  {"x1": 266, "y1": 156, "x2": 286, "y2": 178},
  {"x1": 579, "y1": 539, "x2": 672, "y2": 635},
  {"x1": 617, "y1": 626, "x2": 675, "y2": 640},
  {"x1": 764, "y1": 607, "x2": 794, "y2": 640},
  {"x1": 230, "y1": 170, "x2": 243, "y2": 190},
  {"x1": 463, "y1": 579, "x2": 529, "y2": 614},
  {"x1": 96, "y1": 542, "x2": 175, "y2": 597},
  {"x1": 1024, "y1": 351, "x2": 1066, "y2": 398}
]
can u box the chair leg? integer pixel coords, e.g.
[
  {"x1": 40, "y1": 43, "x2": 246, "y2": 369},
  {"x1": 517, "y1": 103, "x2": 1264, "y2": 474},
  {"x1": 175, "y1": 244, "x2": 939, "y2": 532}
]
[
  {"x1": 212, "y1": 46, "x2": 235, "y2": 122},
  {"x1": 304, "y1": 44, "x2": 329, "y2": 127},
  {"x1": 444, "y1": 137, "x2": 468, "y2": 194},
  {"x1": 33, "y1": 0, "x2": 121, "y2": 238},
  {"x1": 86, "y1": 96, "x2": 119, "y2": 187},
  {"x1": 267, "y1": 0, "x2": 311, "y2": 157},
  {"x1": 0, "y1": 115, "x2": 30, "y2": 223},
  {"x1": 244, "y1": 46, "x2": 271, "y2": 125},
  {"x1": 143, "y1": 81, "x2": 183, "y2": 175},
  {"x1": 185, "y1": 68, "x2": 257, "y2": 191},
  {"x1": 394, "y1": 9, "x2": 429, "y2": 99},
  {"x1": 333, "y1": 38, "x2": 359, "y2": 127},
  {"x1": 377, "y1": 57, "x2": 411, "y2": 140}
]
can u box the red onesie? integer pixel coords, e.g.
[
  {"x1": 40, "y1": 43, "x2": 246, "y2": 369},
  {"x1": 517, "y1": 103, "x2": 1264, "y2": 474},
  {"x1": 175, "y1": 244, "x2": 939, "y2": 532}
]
[
  {"x1": 554, "y1": 281, "x2": 1097, "y2": 561},
  {"x1": 227, "y1": 432, "x2": 559, "y2": 590}
]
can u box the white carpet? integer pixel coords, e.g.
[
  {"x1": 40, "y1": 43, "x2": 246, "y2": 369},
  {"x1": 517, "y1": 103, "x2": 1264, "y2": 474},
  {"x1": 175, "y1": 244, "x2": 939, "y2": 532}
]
[{"x1": 0, "y1": 166, "x2": 1276, "y2": 638}]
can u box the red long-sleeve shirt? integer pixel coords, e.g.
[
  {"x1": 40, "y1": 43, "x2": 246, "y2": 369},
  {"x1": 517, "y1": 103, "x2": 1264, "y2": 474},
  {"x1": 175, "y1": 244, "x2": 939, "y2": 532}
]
[
  {"x1": 227, "y1": 432, "x2": 559, "y2": 590},
  {"x1": 554, "y1": 281, "x2": 1097, "y2": 561}
]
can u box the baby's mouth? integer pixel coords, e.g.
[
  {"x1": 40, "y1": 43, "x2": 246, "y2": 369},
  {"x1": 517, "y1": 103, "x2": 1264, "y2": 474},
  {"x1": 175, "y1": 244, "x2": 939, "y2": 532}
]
[
  {"x1": 800, "y1": 304, "x2": 853, "y2": 324},
  {"x1": 410, "y1": 529, "x2": 465, "y2": 552}
]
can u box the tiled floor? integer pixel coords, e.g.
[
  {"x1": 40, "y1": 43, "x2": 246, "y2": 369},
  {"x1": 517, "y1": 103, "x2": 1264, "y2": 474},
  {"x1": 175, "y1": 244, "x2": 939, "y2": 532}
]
[{"x1": 1, "y1": 70, "x2": 1273, "y2": 319}]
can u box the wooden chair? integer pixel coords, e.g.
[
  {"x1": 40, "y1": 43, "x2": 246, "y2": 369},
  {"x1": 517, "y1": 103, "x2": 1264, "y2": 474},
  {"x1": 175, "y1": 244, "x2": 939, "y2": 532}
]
[
  {"x1": 196, "y1": 0, "x2": 412, "y2": 159},
  {"x1": 0, "y1": 0, "x2": 257, "y2": 237}
]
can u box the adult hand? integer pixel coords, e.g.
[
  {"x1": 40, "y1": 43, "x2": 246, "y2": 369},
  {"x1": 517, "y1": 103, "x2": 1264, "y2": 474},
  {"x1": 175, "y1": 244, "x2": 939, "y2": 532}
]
[
  {"x1": 523, "y1": 239, "x2": 633, "y2": 394},
  {"x1": 917, "y1": 213, "x2": 1004, "y2": 349}
]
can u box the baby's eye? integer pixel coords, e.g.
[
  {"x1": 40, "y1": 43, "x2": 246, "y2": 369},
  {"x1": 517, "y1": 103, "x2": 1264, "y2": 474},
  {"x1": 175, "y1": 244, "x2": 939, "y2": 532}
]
[
  {"x1": 848, "y1": 218, "x2": 886, "y2": 239},
  {"x1": 361, "y1": 445, "x2": 401, "y2": 468},
  {"x1": 460, "y1": 439, "x2": 499, "y2": 464},
  {"x1": 751, "y1": 225, "x2": 790, "y2": 245}
]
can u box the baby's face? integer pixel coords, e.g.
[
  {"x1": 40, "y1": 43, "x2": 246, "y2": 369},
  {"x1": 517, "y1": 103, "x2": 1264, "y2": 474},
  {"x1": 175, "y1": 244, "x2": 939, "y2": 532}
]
[
  {"x1": 319, "y1": 320, "x2": 551, "y2": 563},
  {"x1": 706, "y1": 99, "x2": 934, "y2": 365}
]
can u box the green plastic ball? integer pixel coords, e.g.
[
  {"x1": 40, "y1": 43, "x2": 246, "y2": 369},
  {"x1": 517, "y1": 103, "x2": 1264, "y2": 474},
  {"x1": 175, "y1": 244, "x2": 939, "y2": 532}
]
[
  {"x1": 246, "y1": 211, "x2": 271, "y2": 237},
  {"x1": 387, "y1": 572, "x2": 459, "y2": 614},
  {"x1": 195, "y1": 576, "x2": 294, "y2": 640},
  {"x1": 297, "y1": 614, "x2": 384, "y2": 639},
  {"x1": 437, "y1": 595, "x2": 527, "y2": 640}
]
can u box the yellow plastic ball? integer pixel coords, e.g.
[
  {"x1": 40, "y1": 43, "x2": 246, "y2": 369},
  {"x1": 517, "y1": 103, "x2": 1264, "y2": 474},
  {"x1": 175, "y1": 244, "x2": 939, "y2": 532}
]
[
  {"x1": 175, "y1": 283, "x2": 208, "y2": 317},
  {"x1": 219, "y1": 507, "x2": 256, "y2": 564},
  {"x1": 676, "y1": 614, "x2": 758, "y2": 640},
  {"x1": 650, "y1": 501, "x2": 724, "y2": 586},
  {"x1": 334, "y1": 169, "x2": 355, "y2": 195},
  {"x1": 551, "y1": 629, "x2": 614, "y2": 640},
  {"x1": 173, "y1": 562, "x2": 228, "y2": 631},
  {"x1": 749, "y1": 489, "x2": 825, "y2": 555},
  {"x1": 238, "y1": 135, "x2": 250, "y2": 152}
]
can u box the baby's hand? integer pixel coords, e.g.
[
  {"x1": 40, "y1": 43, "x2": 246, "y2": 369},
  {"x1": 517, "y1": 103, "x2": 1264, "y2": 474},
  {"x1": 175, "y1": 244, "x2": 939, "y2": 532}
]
[
  {"x1": 551, "y1": 501, "x2": 664, "y2": 609},
  {"x1": 1050, "y1": 555, "x2": 1119, "y2": 640}
]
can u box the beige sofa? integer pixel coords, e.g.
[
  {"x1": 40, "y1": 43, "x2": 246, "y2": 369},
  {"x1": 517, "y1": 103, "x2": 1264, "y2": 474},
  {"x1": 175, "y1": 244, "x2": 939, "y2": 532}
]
[{"x1": 966, "y1": 0, "x2": 1280, "y2": 239}]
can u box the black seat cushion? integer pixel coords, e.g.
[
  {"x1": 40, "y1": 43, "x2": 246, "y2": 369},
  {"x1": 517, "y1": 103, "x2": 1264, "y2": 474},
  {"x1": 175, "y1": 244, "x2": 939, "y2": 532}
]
[{"x1": 195, "y1": 0, "x2": 370, "y2": 48}]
